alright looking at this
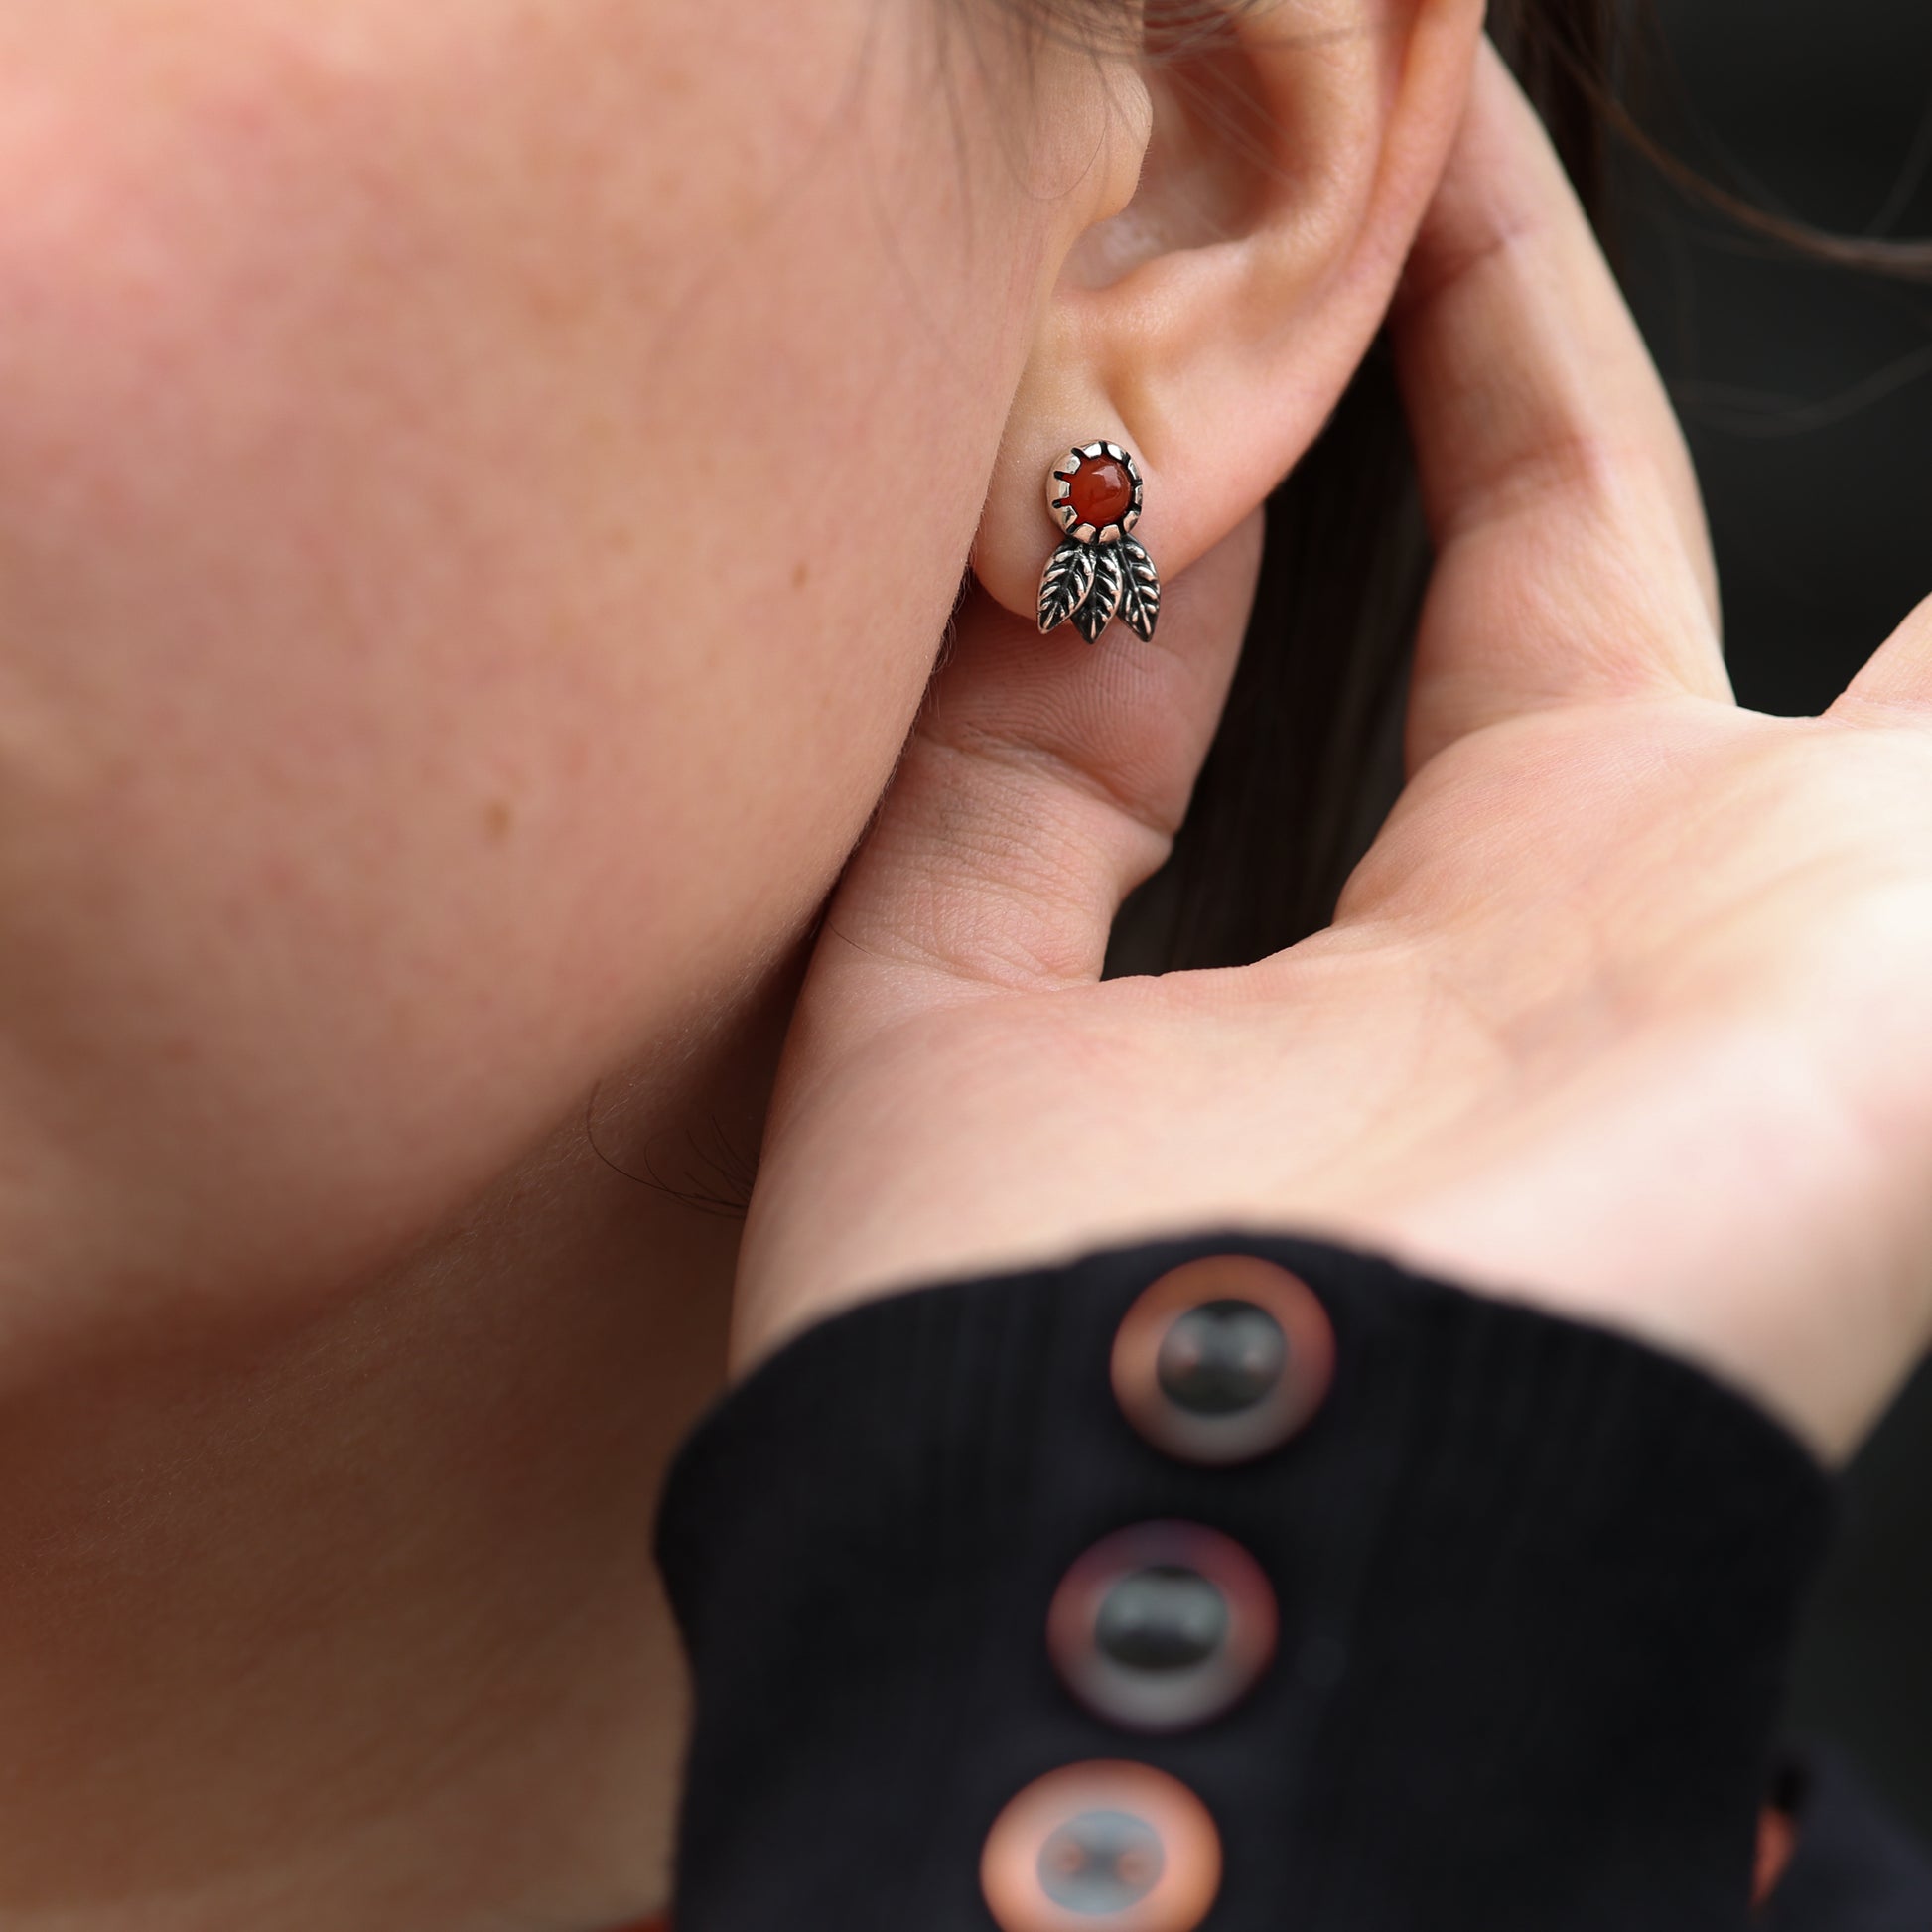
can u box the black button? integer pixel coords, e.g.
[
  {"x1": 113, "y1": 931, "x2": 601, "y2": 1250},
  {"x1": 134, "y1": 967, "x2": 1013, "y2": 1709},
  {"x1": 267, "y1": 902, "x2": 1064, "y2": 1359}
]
[
  {"x1": 1112, "y1": 1255, "x2": 1336, "y2": 1465},
  {"x1": 1094, "y1": 1566, "x2": 1230, "y2": 1673},
  {"x1": 1048, "y1": 1522, "x2": 1277, "y2": 1732},
  {"x1": 1155, "y1": 1299, "x2": 1287, "y2": 1416},
  {"x1": 981, "y1": 1762, "x2": 1221, "y2": 1932}
]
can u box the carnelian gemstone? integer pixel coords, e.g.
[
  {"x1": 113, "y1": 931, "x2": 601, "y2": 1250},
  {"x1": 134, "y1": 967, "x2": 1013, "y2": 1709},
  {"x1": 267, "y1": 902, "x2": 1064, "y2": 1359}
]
[{"x1": 1067, "y1": 453, "x2": 1134, "y2": 528}]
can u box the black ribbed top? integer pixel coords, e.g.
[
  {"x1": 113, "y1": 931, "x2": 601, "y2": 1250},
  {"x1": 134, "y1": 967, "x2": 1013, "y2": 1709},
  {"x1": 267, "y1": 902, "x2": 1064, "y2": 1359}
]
[{"x1": 655, "y1": 1232, "x2": 1836, "y2": 1931}]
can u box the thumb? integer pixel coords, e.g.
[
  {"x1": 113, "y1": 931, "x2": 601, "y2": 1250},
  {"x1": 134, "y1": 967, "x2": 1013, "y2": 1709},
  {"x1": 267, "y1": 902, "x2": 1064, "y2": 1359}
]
[{"x1": 817, "y1": 509, "x2": 1265, "y2": 1005}]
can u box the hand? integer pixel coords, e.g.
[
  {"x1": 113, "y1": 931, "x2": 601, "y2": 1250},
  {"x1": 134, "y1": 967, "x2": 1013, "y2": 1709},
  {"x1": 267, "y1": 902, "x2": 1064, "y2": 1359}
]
[{"x1": 734, "y1": 44, "x2": 1932, "y2": 1465}]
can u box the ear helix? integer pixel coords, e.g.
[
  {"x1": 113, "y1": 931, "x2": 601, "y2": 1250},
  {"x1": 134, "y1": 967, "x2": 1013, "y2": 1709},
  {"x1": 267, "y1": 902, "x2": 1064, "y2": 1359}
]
[{"x1": 1036, "y1": 442, "x2": 1163, "y2": 644}]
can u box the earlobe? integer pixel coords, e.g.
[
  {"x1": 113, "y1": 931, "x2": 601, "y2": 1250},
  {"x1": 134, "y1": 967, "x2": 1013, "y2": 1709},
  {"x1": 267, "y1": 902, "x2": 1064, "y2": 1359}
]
[{"x1": 974, "y1": 0, "x2": 1485, "y2": 626}]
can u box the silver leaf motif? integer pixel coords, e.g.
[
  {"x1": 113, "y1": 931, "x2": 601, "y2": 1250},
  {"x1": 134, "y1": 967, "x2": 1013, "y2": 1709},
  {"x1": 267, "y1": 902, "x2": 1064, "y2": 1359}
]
[
  {"x1": 1116, "y1": 537, "x2": 1162, "y2": 642},
  {"x1": 1037, "y1": 538, "x2": 1097, "y2": 634},
  {"x1": 1074, "y1": 542, "x2": 1126, "y2": 643}
]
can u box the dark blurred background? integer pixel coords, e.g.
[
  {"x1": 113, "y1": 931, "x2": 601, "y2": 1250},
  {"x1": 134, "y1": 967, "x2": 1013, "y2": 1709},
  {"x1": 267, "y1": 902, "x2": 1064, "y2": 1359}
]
[{"x1": 1619, "y1": 0, "x2": 1932, "y2": 1836}]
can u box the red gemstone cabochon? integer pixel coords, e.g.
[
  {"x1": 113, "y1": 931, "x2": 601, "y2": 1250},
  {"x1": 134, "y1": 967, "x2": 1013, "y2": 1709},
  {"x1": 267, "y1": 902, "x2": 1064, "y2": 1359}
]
[{"x1": 1066, "y1": 452, "x2": 1135, "y2": 528}]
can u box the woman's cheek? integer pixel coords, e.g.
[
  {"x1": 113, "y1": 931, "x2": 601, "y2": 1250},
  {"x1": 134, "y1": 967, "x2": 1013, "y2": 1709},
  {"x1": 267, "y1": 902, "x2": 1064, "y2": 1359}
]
[{"x1": 0, "y1": 2, "x2": 1051, "y2": 1340}]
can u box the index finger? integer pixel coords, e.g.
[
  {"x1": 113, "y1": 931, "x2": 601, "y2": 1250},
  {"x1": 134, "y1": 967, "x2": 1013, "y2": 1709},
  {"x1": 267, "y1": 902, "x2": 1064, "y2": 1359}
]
[{"x1": 1391, "y1": 42, "x2": 1727, "y2": 764}]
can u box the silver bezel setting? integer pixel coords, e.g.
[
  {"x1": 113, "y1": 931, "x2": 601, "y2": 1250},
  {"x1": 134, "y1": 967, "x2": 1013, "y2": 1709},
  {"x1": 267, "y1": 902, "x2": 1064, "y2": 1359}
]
[{"x1": 1046, "y1": 440, "x2": 1144, "y2": 545}]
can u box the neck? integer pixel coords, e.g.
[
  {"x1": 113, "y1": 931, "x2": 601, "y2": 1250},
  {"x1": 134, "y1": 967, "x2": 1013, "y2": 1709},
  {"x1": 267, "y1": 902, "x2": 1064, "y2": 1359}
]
[{"x1": 0, "y1": 1079, "x2": 743, "y2": 1931}]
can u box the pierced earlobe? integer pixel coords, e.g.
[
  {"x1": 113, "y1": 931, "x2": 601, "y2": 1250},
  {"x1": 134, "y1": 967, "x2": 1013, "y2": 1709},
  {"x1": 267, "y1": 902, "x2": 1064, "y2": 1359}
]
[{"x1": 1036, "y1": 442, "x2": 1163, "y2": 644}]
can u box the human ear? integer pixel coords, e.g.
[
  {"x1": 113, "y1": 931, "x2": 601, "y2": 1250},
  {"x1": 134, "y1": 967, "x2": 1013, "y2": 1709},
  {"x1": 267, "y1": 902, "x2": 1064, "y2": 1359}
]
[{"x1": 973, "y1": 0, "x2": 1486, "y2": 619}]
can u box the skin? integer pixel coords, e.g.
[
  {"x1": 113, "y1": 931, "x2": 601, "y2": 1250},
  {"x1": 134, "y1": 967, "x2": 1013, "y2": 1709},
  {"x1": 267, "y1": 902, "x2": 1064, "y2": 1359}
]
[
  {"x1": 0, "y1": 4, "x2": 1102, "y2": 1925},
  {"x1": 0, "y1": 1, "x2": 1928, "y2": 1928}
]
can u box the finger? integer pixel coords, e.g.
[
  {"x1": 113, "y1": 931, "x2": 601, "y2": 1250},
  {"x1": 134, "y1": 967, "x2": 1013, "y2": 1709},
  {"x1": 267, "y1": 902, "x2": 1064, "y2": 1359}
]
[
  {"x1": 816, "y1": 511, "x2": 1264, "y2": 1002},
  {"x1": 1391, "y1": 40, "x2": 1728, "y2": 769},
  {"x1": 1832, "y1": 590, "x2": 1932, "y2": 719}
]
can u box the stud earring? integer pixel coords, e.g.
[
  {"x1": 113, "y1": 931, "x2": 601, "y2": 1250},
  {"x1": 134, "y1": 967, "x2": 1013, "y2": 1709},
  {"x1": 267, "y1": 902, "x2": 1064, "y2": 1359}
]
[{"x1": 1036, "y1": 441, "x2": 1163, "y2": 644}]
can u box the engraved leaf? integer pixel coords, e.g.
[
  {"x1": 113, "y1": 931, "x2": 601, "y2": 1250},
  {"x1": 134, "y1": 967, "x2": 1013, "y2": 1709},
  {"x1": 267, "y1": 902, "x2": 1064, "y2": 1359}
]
[
  {"x1": 1074, "y1": 542, "x2": 1126, "y2": 643},
  {"x1": 1036, "y1": 538, "x2": 1096, "y2": 634},
  {"x1": 1117, "y1": 536, "x2": 1162, "y2": 642}
]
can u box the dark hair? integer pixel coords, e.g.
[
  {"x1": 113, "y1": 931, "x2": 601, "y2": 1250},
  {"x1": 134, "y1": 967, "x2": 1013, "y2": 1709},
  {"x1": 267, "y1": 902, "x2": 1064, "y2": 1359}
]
[{"x1": 1097, "y1": 0, "x2": 1932, "y2": 975}]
